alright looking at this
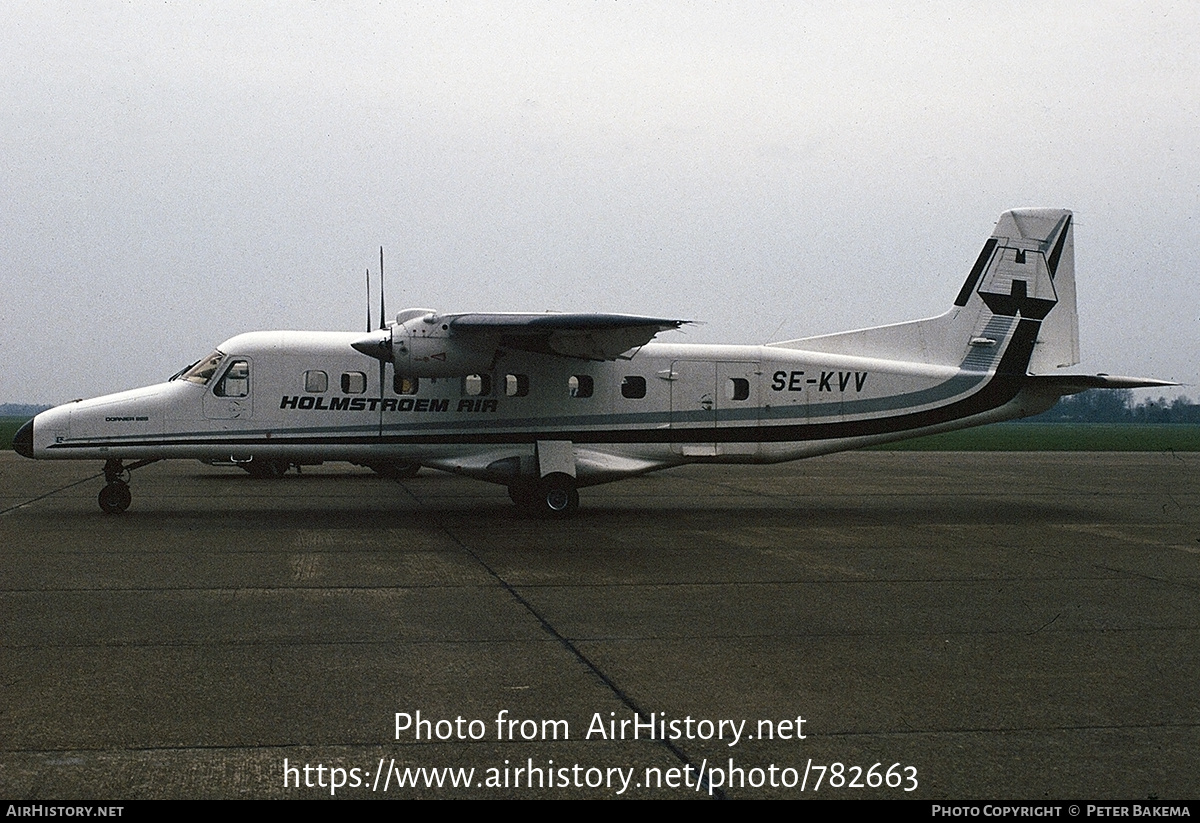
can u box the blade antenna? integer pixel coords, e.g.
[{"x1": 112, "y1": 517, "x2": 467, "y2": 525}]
[
  {"x1": 379, "y1": 246, "x2": 386, "y2": 330},
  {"x1": 377, "y1": 248, "x2": 387, "y2": 426}
]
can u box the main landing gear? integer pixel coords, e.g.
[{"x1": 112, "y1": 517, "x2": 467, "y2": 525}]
[
  {"x1": 241, "y1": 458, "x2": 292, "y2": 479},
  {"x1": 508, "y1": 473, "x2": 580, "y2": 518},
  {"x1": 97, "y1": 458, "x2": 159, "y2": 514},
  {"x1": 366, "y1": 461, "x2": 421, "y2": 480}
]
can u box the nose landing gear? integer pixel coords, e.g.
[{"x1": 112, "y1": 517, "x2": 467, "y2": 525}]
[
  {"x1": 97, "y1": 458, "x2": 160, "y2": 514},
  {"x1": 98, "y1": 478, "x2": 131, "y2": 514}
]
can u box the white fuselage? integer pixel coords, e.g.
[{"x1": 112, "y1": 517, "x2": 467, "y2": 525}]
[
  {"x1": 27, "y1": 326, "x2": 1048, "y2": 486},
  {"x1": 20, "y1": 208, "x2": 1168, "y2": 516}
]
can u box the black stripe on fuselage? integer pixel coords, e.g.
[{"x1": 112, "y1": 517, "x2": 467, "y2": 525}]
[{"x1": 46, "y1": 320, "x2": 1041, "y2": 452}]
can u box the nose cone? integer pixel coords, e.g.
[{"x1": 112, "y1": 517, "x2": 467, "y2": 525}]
[{"x1": 12, "y1": 419, "x2": 33, "y2": 458}]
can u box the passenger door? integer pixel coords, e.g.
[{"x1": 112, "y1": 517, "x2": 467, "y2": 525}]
[
  {"x1": 670, "y1": 360, "x2": 716, "y2": 456},
  {"x1": 716, "y1": 361, "x2": 760, "y2": 456}
]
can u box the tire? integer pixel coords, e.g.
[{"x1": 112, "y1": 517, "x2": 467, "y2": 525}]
[
  {"x1": 243, "y1": 459, "x2": 289, "y2": 479},
  {"x1": 509, "y1": 476, "x2": 579, "y2": 517},
  {"x1": 372, "y1": 462, "x2": 421, "y2": 479},
  {"x1": 536, "y1": 474, "x2": 579, "y2": 518},
  {"x1": 98, "y1": 482, "x2": 131, "y2": 514}
]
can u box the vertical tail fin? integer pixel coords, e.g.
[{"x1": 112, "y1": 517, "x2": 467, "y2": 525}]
[
  {"x1": 976, "y1": 209, "x2": 1078, "y2": 372},
  {"x1": 771, "y1": 208, "x2": 1079, "y2": 374}
]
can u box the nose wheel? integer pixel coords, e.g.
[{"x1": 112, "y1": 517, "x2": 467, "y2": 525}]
[
  {"x1": 97, "y1": 458, "x2": 159, "y2": 514},
  {"x1": 98, "y1": 480, "x2": 131, "y2": 514}
]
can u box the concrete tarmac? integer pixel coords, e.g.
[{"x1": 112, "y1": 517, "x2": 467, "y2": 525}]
[{"x1": 1, "y1": 451, "x2": 1198, "y2": 799}]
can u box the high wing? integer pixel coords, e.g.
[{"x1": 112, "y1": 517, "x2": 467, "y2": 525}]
[
  {"x1": 447, "y1": 313, "x2": 688, "y2": 360},
  {"x1": 353, "y1": 310, "x2": 689, "y2": 374}
]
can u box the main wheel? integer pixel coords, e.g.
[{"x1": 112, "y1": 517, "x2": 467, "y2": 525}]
[
  {"x1": 509, "y1": 476, "x2": 580, "y2": 517},
  {"x1": 535, "y1": 474, "x2": 579, "y2": 518},
  {"x1": 243, "y1": 458, "x2": 289, "y2": 479},
  {"x1": 98, "y1": 481, "x2": 131, "y2": 514},
  {"x1": 372, "y1": 462, "x2": 421, "y2": 479}
]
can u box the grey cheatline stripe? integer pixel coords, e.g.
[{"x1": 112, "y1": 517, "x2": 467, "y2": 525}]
[
  {"x1": 45, "y1": 313, "x2": 1026, "y2": 452},
  {"x1": 398, "y1": 484, "x2": 724, "y2": 798},
  {"x1": 43, "y1": 358, "x2": 990, "y2": 450}
]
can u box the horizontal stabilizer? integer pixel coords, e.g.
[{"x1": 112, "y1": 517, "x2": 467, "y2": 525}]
[{"x1": 1025, "y1": 374, "x2": 1179, "y2": 398}]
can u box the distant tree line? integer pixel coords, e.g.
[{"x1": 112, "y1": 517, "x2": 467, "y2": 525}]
[
  {"x1": 0, "y1": 404, "x2": 52, "y2": 418},
  {"x1": 1028, "y1": 390, "x2": 1200, "y2": 424}
]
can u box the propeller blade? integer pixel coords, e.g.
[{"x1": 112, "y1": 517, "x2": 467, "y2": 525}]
[{"x1": 379, "y1": 247, "x2": 386, "y2": 331}]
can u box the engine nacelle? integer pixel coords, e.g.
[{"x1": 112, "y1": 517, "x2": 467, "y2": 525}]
[
  {"x1": 393, "y1": 330, "x2": 498, "y2": 377},
  {"x1": 352, "y1": 313, "x2": 498, "y2": 377}
]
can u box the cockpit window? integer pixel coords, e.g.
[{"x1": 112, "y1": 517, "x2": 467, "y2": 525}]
[
  {"x1": 180, "y1": 351, "x2": 225, "y2": 386},
  {"x1": 168, "y1": 360, "x2": 198, "y2": 382},
  {"x1": 214, "y1": 359, "x2": 250, "y2": 397}
]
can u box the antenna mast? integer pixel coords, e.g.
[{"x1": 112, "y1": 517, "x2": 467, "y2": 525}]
[{"x1": 379, "y1": 247, "x2": 386, "y2": 330}]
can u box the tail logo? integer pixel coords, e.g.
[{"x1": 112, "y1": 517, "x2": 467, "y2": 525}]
[
  {"x1": 979, "y1": 278, "x2": 1056, "y2": 320},
  {"x1": 976, "y1": 214, "x2": 1071, "y2": 321}
]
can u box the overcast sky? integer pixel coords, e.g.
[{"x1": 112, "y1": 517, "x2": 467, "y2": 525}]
[{"x1": 2, "y1": 2, "x2": 1197, "y2": 404}]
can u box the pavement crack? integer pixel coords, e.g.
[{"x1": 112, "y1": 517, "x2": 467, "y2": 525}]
[
  {"x1": 1027, "y1": 612, "x2": 1061, "y2": 635},
  {"x1": 398, "y1": 482, "x2": 726, "y2": 799},
  {"x1": 0, "y1": 472, "x2": 102, "y2": 516}
]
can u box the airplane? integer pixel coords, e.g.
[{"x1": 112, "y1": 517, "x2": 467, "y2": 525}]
[{"x1": 13, "y1": 208, "x2": 1174, "y2": 516}]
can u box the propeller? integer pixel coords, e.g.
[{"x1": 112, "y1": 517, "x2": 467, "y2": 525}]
[
  {"x1": 377, "y1": 247, "x2": 388, "y2": 428},
  {"x1": 354, "y1": 250, "x2": 394, "y2": 420}
]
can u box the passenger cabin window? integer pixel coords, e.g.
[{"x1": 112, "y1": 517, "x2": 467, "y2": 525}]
[
  {"x1": 569, "y1": 375, "x2": 594, "y2": 398},
  {"x1": 341, "y1": 371, "x2": 367, "y2": 394},
  {"x1": 182, "y1": 351, "x2": 224, "y2": 386},
  {"x1": 728, "y1": 377, "x2": 750, "y2": 402},
  {"x1": 506, "y1": 374, "x2": 529, "y2": 397},
  {"x1": 463, "y1": 374, "x2": 492, "y2": 396},
  {"x1": 305, "y1": 370, "x2": 328, "y2": 393},
  {"x1": 394, "y1": 375, "x2": 419, "y2": 395},
  {"x1": 213, "y1": 360, "x2": 250, "y2": 397},
  {"x1": 621, "y1": 376, "x2": 646, "y2": 399}
]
